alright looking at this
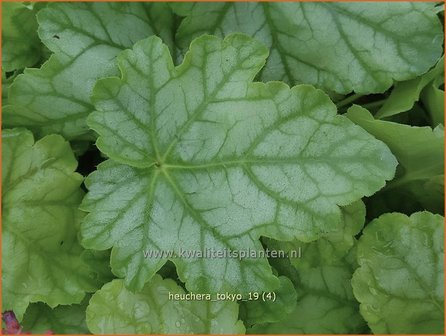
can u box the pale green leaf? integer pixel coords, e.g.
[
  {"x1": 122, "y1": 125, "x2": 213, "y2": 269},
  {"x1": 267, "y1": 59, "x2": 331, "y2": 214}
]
[
  {"x1": 352, "y1": 212, "x2": 444, "y2": 334},
  {"x1": 376, "y1": 56, "x2": 444, "y2": 119},
  {"x1": 421, "y1": 75, "x2": 445, "y2": 127},
  {"x1": 2, "y1": 2, "x2": 43, "y2": 72},
  {"x1": 252, "y1": 211, "x2": 367, "y2": 334},
  {"x1": 2, "y1": 128, "x2": 97, "y2": 320},
  {"x1": 347, "y1": 105, "x2": 444, "y2": 214},
  {"x1": 173, "y1": 2, "x2": 443, "y2": 94},
  {"x1": 21, "y1": 299, "x2": 89, "y2": 334},
  {"x1": 292, "y1": 200, "x2": 366, "y2": 267},
  {"x1": 240, "y1": 276, "x2": 297, "y2": 326},
  {"x1": 267, "y1": 200, "x2": 366, "y2": 273},
  {"x1": 347, "y1": 105, "x2": 444, "y2": 181},
  {"x1": 3, "y1": 2, "x2": 174, "y2": 140},
  {"x1": 86, "y1": 275, "x2": 244, "y2": 334},
  {"x1": 81, "y1": 34, "x2": 397, "y2": 294},
  {"x1": 250, "y1": 266, "x2": 367, "y2": 333}
]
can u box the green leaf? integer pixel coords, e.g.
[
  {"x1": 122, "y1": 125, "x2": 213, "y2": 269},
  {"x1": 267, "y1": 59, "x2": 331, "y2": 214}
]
[
  {"x1": 352, "y1": 212, "x2": 444, "y2": 334},
  {"x1": 81, "y1": 250, "x2": 114, "y2": 285},
  {"x1": 434, "y1": 4, "x2": 445, "y2": 14},
  {"x1": 2, "y1": 71, "x2": 18, "y2": 106},
  {"x1": 80, "y1": 34, "x2": 397, "y2": 293},
  {"x1": 86, "y1": 275, "x2": 244, "y2": 334},
  {"x1": 293, "y1": 200, "x2": 366, "y2": 267},
  {"x1": 2, "y1": 128, "x2": 96, "y2": 320},
  {"x1": 421, "y1": 75, "x2": 445, "y2": 127},
  {"x1": 364, "y1": 175, "x2": 445, "y2": 219},
  {"x1": 376, "y1": 56, "x2": 444, "y2": 119},
  {"x1": 173, "y1": 2, "x2": 443, "y2": 94},
  {"x1": 240, "y1": 276, "x2": 297, "y2": 326},
  {"x1": 71, "y1": 140, "x2": 92, "y2": 158},
  {"x1": 415, "y1": 175, "x2": 445, "y2": 212},
  {"x1": 21, "y1": 298, "x2": 90, "y2": 334},
  {"x1": 347, "y1": 105, "x2": 444, "y2": 214},
  {"x1": 348, "y1": 106, "x2": 444, "y2": 180},
  {"x1": 252, "y1": 218, "x2": 367, "y2": 334},
  {"x1": 2, "y1": 2, "x2": 43, "y2": 72},
  {"x1": 3, "y1": 2, "x2": 174, "y2": 140}
]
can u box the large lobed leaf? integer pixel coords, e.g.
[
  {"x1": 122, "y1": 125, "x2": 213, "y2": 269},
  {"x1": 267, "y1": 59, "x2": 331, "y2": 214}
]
[
  {"x1": 2, "y1": 2, "x2": 43, "y2": 72},
  {"x1": 80, "y1": 34, "x2": 397, "y2": 294},
  {"x1": 86, "y1": 275, "x2": 244, "y2": 334},
  {"x1": 172, "y1": 2, "x2": 443, "y2": 94},
  {"x1": 352, "y1": 212, "x2": 444, "y2": 334},
  {"x1": 3, "y1": 2, "x2": 175, "y2": 140},
  {"x1": 2, "y1": 129, "x2": 97, "y2": 320}
]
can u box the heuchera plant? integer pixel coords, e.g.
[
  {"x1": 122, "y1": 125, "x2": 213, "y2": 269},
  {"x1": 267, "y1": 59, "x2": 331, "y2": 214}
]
[{"x1": 1, "y1": 2, "x2": 444, "y2": 335}]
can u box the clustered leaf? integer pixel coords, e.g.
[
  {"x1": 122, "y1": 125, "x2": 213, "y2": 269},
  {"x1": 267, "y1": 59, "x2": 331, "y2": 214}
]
[
  {"x1": 239, "y1": 276, "x2": 298, "y2": 326},
  {"x1": 376, "y1": 56, "x2": 444, "y2": 119},
  {"x1": 421, "y1": 68, "x2": 445, "y2": 127},
  {"x1": 352, "y1": 212, "x2": 444, "y2": 334},
  {"x1": 3, "y1": 2, "x2": 175, "y2": 140},
  {"x1": 21, "y1": 299, "x2": 90, "y2": 334},
  {"x1": 2, "y1": 3, "x2": 43, "y2": 72},
  {"x1": 251, "y1": 202, "x2": 368, "y2": 334},
  {"x1": 347, "y1": 106, "x2": 444, "y2": 216},
  {"x1": 1, "y1": 2, "x2": 444, "y2": 335},
  {"x1": 2, "y1": 129, "x2": 97, "y2": 320},
  {"x1": 172, "y1": 2, "x2": 443, "y2": 94},
  {"x1": 250, "y1": 248, "x2": 367, "y2": 334},
  {"x1": 86, "y1": 275, "x2": 244, "y2": 334}
]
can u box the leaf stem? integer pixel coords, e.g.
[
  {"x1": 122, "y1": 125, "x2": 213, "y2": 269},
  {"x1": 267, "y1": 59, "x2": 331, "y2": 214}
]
[
  {"x1": 336, "y1": 93, "x2": 364, "y2": 108},
  {"x1": 362, "y1": 99, "x2": 387, "y2": 111}
]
